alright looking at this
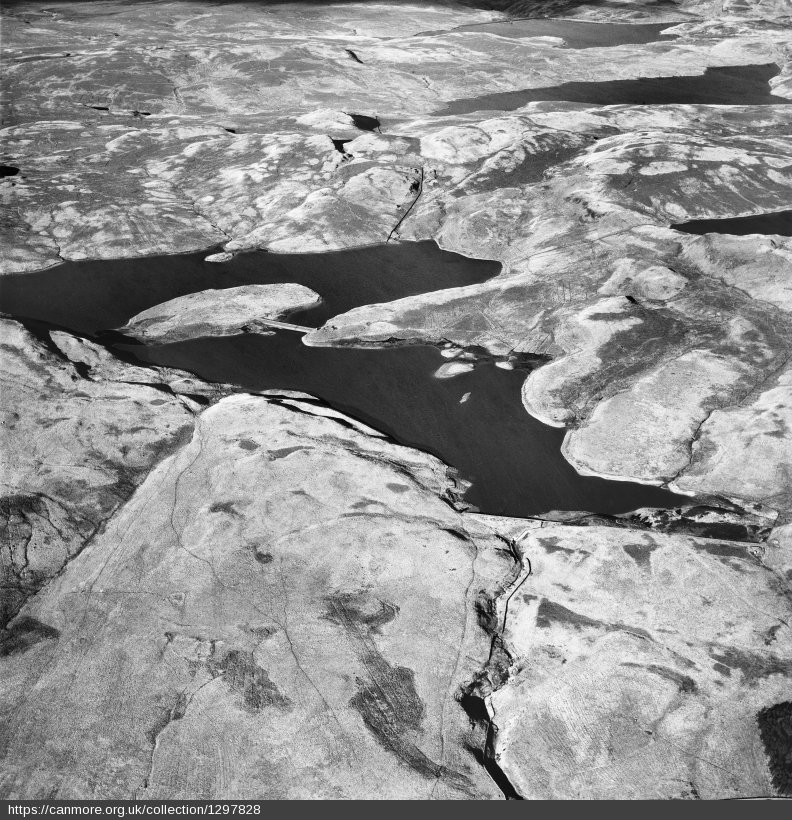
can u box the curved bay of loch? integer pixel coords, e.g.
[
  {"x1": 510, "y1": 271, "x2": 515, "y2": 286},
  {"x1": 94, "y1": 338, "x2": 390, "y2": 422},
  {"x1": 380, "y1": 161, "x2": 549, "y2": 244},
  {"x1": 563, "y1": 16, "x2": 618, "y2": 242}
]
[
  {"x1": 0, "y1": 242, "x2": 686, "y2": 516},
  {"x1": 2, "y1": 0, "x2": 792, "y2": 801}
]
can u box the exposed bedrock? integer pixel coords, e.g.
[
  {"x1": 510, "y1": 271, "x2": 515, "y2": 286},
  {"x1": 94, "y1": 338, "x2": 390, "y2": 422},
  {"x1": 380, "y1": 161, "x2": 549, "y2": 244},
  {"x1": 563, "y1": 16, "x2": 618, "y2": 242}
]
[
  {"x1": 2, "y1": 0, "x2": 789, "y2": 128},
  {"x1": 2, "y1": 0, "x2": 791, "y2": 268},
  {"x1": 468, "y1": 514, "x2": 792, "y2": 799},
  {"x1": 0, "y1": 318, "x2": 510, "y2": 799},
  {"x1": 303, "y1": 110, "x2": 792, "y2": 511},
  {"x1": 1, "y1": 318, "x2": 790, "y2": 799},
  {"x1": 118, "y1": 284, "x2": 321, "y2": 343},
  {"x1": 2, "y1": 0, "x2": 792, "y2": 801},
  {"x1": 0, "y1": 316, "x2": 235, "y2": 627},
  {"x1": 6, "y1": 101, "x2": 790, "y2": 505}
]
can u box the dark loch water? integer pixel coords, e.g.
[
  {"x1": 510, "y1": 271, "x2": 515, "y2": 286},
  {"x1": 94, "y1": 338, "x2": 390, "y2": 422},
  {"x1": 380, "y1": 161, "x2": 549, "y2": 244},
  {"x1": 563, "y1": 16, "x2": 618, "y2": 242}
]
[
  {"x1": 672, "y1": 209, "x2": 792, "y2": 237},
  {"x1": 439, "y1": 64, "x2": 788, "y2": 115},
  {"x1": 440, "y1": 19, "x2": 676, "y2": 48},
  {"x1": 0, "y1": 241, "x2": 498, "y2": 334},
  {"x1": 121, "y1": 333, "x2": 685, "y2": 516},
  {"x1": 0, "y1": 242, "x2": 686, "y2": 516}
]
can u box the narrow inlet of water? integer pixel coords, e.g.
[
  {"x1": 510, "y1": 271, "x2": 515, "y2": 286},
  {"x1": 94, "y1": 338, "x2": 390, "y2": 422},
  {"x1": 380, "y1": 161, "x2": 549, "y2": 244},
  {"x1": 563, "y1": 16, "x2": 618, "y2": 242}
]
[
  {"x1": 438, "y1": 64, "x2": 788, "y2": 115},
  {"x1": 672, "y1": 209, "x2": 792, "y2": 237},
  {"x1": 1, "y1": 241, "x2": 688, "y2": 517},
  {"x1": 429, "y1": 19, "x2": 677, "y2": 48}
]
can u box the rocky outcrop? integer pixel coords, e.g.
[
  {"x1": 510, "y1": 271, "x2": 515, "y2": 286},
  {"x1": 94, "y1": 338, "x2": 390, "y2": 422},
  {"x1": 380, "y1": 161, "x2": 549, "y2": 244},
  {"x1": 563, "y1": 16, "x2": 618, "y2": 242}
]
[
  {"x1": 539, "y1": 502, "x2": 776, "y2": 543},
  {"x1": 0, "y1": 319, "x2": 509, "y2": 799},
  {"x1": 118, "y1": 284, "x2": 321, "y2": 343},
  {"x1": 467, "y1": 515, "x2": 792, "y2": 799},
  {"x1": 5, "y1": 312, "x2": 788, "y2": 799},
  {"x1": 304, "y1": 106, "x2": 792, "y2": 511},
  {"x1": 2, "y1": 0, "x2": 790, "y2": 267},
  {"x1": 2, "y1": 0, "x2": 792, "y2": 801},
  {"x1": 0, "y1": 316, "x2": 225, "y2": 627},
  {"x1": 2, "y1": 312, "x2": 789, "y2": 798},
  {"x1": 671, "y1": 363, "x2": 792, "y2": 510}
]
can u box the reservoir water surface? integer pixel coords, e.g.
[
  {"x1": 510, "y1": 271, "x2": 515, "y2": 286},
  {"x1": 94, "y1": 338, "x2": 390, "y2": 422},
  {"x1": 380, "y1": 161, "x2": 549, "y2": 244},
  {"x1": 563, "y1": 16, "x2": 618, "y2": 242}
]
[
  {"x1": 1, "y1": 241, "x2": 688, "y2": 517},
  {"x1": 439, "y1": 64, "x2": 788, "y2": 115}
]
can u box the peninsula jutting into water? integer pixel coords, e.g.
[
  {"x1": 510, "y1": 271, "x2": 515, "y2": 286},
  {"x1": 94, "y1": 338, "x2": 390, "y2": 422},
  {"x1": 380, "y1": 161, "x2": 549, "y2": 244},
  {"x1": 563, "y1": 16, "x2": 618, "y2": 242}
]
[{"x1": 1, "y1": 0, "x2": 791, "y2": 802}]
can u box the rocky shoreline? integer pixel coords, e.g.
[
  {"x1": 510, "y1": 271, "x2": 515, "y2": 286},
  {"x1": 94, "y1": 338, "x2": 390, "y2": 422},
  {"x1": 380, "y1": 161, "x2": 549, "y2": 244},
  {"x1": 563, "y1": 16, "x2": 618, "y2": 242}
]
[{"x1": 2, "y1": 0, "x2": 791, "y2": 800}]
